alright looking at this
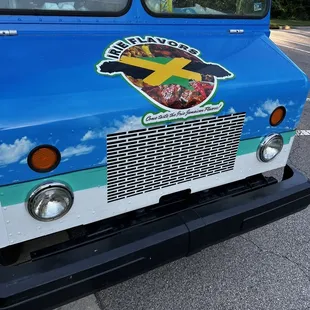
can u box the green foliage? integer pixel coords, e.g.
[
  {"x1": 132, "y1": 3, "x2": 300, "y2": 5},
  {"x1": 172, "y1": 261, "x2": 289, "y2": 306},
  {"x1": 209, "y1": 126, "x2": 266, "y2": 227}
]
[
  {"x1": 271, "y1": 0, "x2": 310, "y2": 20},
  {"x1": 174, "y1": 0, "x2": 266, "y2": 14},
  {"x1": 174, "y1": 0, "x2": 309, "y2": 20}
]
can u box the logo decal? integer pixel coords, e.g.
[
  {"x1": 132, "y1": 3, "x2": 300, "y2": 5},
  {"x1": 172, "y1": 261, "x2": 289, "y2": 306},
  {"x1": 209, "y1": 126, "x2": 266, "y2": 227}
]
[{"x1": 96, "y1": 36, "x2": 234, "y2": 125}]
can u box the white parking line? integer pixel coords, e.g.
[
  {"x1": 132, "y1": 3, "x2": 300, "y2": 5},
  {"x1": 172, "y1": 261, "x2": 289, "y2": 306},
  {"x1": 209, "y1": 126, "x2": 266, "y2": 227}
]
[
  {"x1": 276, "y1": 43, "x2": 310, "y2": 54},
  {"x1": 275, "y1": 39, "x2": 310, "y2": 48},
  {"x1": 284, "y1": 29, "x2": 310, "y2": 36},
  {"x1": 272, "y1": 31, "x2": 310, "y2": 41},
  {"x1": 296, "y1": 130, "x2": 310, "y2": 136}
]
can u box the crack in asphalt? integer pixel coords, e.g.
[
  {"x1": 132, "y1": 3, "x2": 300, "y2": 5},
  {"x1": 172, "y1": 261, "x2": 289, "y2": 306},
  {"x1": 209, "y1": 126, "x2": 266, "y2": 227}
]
[
  {"x1": 288, "y1": 152, "x2": 310, "y2": 178},
  {"x1": 288, "y1": 158, "x2": 300, "y2": 170},
  {"x1": 94, "y1": 292, "x2": 105, "y2": 310},
  {"x1": 240, "y1": 235, "x2": 310, "y2": 282},
  {"x1": 288, "y1": 147, "x2": 299, "y2": 162},
  {"x1": 288, "y1": 136, "x2": 305, "y2": 171}
]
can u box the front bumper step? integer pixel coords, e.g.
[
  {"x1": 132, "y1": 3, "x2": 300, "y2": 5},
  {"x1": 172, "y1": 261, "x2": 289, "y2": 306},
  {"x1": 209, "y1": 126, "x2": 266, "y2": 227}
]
[{"x1": 1, "y1": 165, "x2": 310, "y2": 310}]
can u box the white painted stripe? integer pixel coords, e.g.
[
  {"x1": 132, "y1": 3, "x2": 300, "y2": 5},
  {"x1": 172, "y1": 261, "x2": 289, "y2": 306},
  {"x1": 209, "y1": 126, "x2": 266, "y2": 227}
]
[
  {"x1": 0, "y1": 202, "x2": 9, "y2": 248},
  {"x1": 0, "y1": 137, "x2": 295, "y2": 248},
  {"x1": 296, "y1": 130, "x2": 310, "y2": 136},
  {"x1": 272, "y1": 31, "x2": 310, "y2": 41},
  {"x1": 275, "y1": 39, "x2": 310, "y2": 48},
  {"x1": 276, "y1": 43, "x2": 310, "y2": 54},
  {"x1": 284, "y1": 29, "x2": 310, "y2": 35}
]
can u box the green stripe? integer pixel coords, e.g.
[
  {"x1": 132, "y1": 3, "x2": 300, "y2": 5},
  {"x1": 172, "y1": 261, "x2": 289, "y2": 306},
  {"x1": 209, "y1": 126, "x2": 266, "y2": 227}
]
[
  {"x1": 0, "y1": 167, "x2": 107, "y2": 207},
  {"x1": 237, "y1": 131, "x2": 295, "y2": 156},
  {"x1": 0, "y1": 131, "x2": 295, "y2": 207}
]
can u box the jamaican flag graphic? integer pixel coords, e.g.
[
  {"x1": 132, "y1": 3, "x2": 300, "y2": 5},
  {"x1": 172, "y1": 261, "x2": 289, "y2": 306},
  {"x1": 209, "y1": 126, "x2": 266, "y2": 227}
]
[{"x1": 98, "y1": 43, "x2": 233, "y2": 110}]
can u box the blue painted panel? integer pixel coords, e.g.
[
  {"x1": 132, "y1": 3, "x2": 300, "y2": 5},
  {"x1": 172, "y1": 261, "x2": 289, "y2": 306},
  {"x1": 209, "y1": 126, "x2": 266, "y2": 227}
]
[{"x1": 0, "y1": 2, "x2": 308, "y2": 186}]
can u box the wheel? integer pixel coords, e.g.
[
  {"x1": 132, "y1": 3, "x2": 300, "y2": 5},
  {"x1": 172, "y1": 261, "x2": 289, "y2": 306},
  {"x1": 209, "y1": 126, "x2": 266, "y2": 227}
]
[{"x1": 0, "y1": 244, "x2": 21, "y2": 266}]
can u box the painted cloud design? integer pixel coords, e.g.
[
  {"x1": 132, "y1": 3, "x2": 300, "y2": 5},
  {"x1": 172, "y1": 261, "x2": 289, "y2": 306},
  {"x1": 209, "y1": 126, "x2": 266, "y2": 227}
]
[
  {"x1": 81, "y1": 130, "x2": 108, "y2": 141},
  {"x1": 115, "y1": 115, "x2": 144, "y2": 133},
  {"x1": 262, "y1": 99, "x2": 281, "y2": 114},
  {"x1": 255, "y1": 99, "x2": 281, "y2": 118},
  {"x1": 245, "y1": 116, "x2": 254, "y2": 122},
  {"x1": 20, "y1": 158, "x2": 27, "y2": 164},
  {"x1": 228, "y1": 107, "x2": 236, "y2": 114},
  {"x1": 81, "y1": 116, "x2": 143, "y2": 142},
  {"x1": 61, "y1": 144, "x2": 95, "y2": 158},
  {"x1": 98, "y1": 157, "x2": 107, "y2": 165},
  {"x1": 254, "y1": 108, "x2": 268, "y2": 118},
  {"x1": 0, "y1": 137, "x2": 35, "y2": 166}
]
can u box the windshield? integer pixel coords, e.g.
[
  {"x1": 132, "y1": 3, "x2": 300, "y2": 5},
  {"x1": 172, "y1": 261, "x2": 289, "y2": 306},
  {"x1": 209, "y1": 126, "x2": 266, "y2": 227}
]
[
  {"x1": 144, "y1": 0, "x2": 269, "y2": 18},
  {"x1": 0, "y1": 0, "x2": 129, "y2": 14}
]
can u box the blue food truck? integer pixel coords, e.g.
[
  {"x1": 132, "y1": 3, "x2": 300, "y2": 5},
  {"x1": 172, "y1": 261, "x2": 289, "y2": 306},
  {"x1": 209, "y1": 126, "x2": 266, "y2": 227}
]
[{"x1": 0, "y1": 0, "x2": 309, "y2": 308}]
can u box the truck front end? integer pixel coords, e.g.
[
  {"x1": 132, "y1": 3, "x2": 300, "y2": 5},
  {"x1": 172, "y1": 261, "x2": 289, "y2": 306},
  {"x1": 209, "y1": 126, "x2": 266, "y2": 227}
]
[{"x1": 0, "y1": 0, "x2": 310, "y2": 308}]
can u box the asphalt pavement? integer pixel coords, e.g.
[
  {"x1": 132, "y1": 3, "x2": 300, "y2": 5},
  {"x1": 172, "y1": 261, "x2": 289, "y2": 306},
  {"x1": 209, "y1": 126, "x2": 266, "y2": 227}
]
[{"x1": 57, "y1": 28, "x2": 310, "y2": 310}]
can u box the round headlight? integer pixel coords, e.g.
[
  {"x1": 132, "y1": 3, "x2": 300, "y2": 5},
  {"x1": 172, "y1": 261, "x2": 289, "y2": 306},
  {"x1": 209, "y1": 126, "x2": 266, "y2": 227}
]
[
  {"x1": 27, "y1": 182, "x2": 74, "y2": 221},
  {"x1": 257, "y1": 133, "x2": 284, "y2": 163}
]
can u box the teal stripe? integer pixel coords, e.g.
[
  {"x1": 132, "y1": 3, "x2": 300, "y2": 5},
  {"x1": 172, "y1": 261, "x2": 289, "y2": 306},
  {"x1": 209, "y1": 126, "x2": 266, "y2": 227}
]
[
  {"x1": 237, "y1": 131, "x2": 295, "y2": 156},
  {"x1": 0, "y1": 167, "x2": 107, "y2": 207},
  {"x1": 0, "y1": 131, "x2": 295, "y2": 207}
]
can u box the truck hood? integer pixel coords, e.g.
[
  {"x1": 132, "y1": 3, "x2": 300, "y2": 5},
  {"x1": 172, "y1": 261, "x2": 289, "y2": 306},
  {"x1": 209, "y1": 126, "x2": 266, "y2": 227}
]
[{"x1": 0, "y1": 30, "x2": 308, "y2": 186}]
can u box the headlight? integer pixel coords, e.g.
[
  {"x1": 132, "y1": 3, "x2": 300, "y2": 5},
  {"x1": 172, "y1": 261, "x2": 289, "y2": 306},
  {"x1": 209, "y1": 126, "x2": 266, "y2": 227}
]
[
  {"x1": 27, "y1": 182, "x2": 74, "y2": 221},
  {"x1": 257, "y1": 133, "x2": 284, "y2": 162}
]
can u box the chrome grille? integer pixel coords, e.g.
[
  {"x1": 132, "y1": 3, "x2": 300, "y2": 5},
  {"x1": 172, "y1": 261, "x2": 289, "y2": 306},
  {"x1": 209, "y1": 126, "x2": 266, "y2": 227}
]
[{"x1": 107, "y1": 113, "x2": 245, "y2": 202}]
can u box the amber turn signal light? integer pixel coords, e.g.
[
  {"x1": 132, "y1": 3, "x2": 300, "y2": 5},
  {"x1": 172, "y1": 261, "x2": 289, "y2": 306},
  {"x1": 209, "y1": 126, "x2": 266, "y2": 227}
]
[
  {"x1": 28, "y1": 145, "x2": 61, "y2": 173},
  {"x1": 270, "y1": 106, "x2": 286, "y2": 127}
]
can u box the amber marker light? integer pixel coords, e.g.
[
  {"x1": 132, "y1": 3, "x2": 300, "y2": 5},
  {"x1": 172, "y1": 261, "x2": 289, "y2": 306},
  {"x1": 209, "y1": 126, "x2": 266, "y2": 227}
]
[
  {"x1": 28, "y1": 145, "x2": 61, "y2": 173},
  {"x1": 270, "y1": 106, "x2": 286, "y2": 126}
]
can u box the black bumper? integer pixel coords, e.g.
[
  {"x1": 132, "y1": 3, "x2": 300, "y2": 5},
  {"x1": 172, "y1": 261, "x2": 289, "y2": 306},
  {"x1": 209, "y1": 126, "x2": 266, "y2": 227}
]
[{"x1": 1, "y1": 166, "x2": 310, "y2": 310}]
